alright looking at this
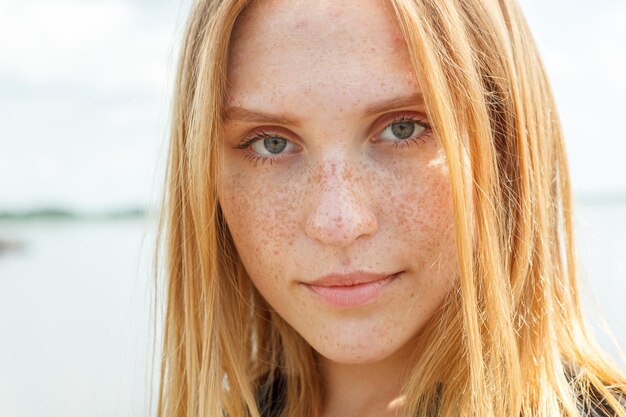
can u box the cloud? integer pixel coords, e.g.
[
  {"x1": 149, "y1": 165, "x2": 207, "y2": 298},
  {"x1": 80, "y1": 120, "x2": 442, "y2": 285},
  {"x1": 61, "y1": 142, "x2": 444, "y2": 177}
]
[
  {"x1": 0, "y1": 1, "x2": 181, "y2": 94},
  {"x1": 592, "y1": 3, "x2": 626, "y2": 91},
  {"x1": 516, "y1": 0, "x2": 626, "y2": 193},
  {"x1": 0, "y1": 0, "x2": 188, "y2": 210}
]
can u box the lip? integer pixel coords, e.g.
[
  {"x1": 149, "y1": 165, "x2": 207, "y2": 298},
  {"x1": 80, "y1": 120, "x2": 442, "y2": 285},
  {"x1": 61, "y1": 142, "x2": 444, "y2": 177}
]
[{"x1": 302, "y1": 271, "x2": 402, "y2": 308}]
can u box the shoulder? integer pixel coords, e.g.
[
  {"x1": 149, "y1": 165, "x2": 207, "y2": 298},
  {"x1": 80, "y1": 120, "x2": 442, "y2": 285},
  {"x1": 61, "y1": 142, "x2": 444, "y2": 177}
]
[{"x1": 252, "y1": 368, "x2": 626, "y2": 417}]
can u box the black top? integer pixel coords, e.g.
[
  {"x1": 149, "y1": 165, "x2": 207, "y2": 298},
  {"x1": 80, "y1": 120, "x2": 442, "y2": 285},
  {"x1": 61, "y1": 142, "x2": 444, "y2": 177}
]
[
  {"x1": 255, "y1": 372, "x2": 286, "y2": 417},
  {"x1": 255, "y1": 372, "x2": 626, "y2": 417},
  {"x1": 577, "y1": 384, "x2": 626, "y2": 417}
]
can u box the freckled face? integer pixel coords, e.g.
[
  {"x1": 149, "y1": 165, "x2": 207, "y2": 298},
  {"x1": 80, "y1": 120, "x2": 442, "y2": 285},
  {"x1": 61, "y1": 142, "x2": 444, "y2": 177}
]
[{"x1": 219, "y1": 0, "x2": 459, "y2": 364}]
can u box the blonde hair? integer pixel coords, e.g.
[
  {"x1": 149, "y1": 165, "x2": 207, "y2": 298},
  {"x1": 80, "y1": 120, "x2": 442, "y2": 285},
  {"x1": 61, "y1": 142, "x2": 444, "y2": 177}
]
[{"x1": 153, "y1": 0, "x2": 626, "y2": 416}]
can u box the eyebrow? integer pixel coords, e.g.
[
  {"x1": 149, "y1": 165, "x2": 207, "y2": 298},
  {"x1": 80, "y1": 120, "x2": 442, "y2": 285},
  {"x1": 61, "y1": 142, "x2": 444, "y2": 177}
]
[{"x1": 223, "y1": 92, "x2": 425, "y2": 126}]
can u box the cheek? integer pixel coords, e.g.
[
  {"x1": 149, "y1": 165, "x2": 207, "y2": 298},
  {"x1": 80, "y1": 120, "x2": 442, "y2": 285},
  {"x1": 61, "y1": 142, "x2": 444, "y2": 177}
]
[
  {"x1": 385, "y1": 148, "x2": 457, "y2": 280},
  {"x1": 218, "y1": 167, "x2": 304, "y2": 286},
  {"x1": 391, "y1": 151, "x2": 453, "y2": 242}
]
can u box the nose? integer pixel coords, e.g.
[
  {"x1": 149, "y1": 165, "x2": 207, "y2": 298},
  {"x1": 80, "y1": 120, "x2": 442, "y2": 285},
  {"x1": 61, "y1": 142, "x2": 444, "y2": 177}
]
[{"x1": 304, "y1": 159, "x2": 378, "y2": 248}]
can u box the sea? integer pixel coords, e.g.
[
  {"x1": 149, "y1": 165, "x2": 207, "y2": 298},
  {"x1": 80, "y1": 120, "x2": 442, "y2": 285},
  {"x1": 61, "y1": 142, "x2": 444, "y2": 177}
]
[{"x1": 0, "y1": 200, "x2": 625, "y2": 417}]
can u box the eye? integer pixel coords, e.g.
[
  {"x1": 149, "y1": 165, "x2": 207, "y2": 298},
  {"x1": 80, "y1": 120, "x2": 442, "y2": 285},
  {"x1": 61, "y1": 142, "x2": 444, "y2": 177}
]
[
  {"x1": 233, "y1": 116, "x2": 432, "y2": 167},
  {"x1": 251, "y1": 134, "x2": 289, "y2": 155},
  {"x1": 233, "y1": 130, "x2": 300, "y2": 166},
  {"x1": 377, "y1": 116, "x2": 431, "y2": 148}
]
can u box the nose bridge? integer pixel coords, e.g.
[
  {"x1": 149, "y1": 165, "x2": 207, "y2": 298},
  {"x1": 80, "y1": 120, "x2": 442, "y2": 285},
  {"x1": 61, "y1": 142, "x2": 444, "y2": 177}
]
[
  {"x1": 305, "y1": 156, "x2": 378, "y2": 248},
  {"x1": 317, "y1": 158, "x2": 361, "y2": 201}
]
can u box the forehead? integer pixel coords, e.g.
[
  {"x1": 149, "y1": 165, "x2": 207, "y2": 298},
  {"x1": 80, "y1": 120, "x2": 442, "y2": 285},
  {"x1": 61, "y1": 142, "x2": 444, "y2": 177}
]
[{"x1": 226, "y1": 0, "x2": 421, "y2": 116}]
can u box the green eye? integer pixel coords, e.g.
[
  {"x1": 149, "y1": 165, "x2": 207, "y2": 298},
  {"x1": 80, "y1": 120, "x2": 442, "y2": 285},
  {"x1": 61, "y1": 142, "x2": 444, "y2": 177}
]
[
  {"x1": 380, "y1": 118, "x2": 427, "y2": 142},
  {"x1": 254, "y1": 137, "x2": 288, "y2": 154},
  {"x1": 234, "y1": 130, "x2": 299, "y2": 167},
  {"x1": 392, "y1": 121, "x2": 416, "y2": 139},
  {"x1": 236, "y1": 131, "x2": 296, "y2": 157}
]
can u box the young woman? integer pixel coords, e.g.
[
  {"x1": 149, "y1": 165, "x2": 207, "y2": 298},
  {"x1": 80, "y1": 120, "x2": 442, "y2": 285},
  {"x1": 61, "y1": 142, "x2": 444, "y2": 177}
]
[{"x1": 153, "y1": 0, "x2": 626, "y2": 416}]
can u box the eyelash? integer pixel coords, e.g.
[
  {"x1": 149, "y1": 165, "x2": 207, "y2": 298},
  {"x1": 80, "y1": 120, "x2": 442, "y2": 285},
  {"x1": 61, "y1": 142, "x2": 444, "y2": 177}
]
[{"x1": 233, "y1": 116, "x2": 432, "y2": 167}]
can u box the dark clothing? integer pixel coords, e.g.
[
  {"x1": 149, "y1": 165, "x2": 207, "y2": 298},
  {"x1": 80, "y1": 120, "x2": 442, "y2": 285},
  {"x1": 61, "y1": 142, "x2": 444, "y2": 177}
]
[
  {"x1": 576, "y1": 384, "x2": 626, "y2": 417},
  {"x1": 255, "y1": 372, "x2": 626, "y2": 417},
  {"x1": 255, "y1": 372, "x2": 286, "y2": 417}
]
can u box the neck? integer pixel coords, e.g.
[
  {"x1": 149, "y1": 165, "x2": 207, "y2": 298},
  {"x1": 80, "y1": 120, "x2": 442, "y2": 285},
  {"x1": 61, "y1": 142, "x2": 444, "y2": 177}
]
[{"x1": 318, "y1": 340, "x2": 417, "y2": 417}]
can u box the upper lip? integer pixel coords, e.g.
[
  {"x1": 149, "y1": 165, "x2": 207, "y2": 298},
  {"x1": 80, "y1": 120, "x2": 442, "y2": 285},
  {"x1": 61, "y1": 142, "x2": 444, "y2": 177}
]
[{"x1": 304, "y1": 271, "x2": 399, "y2": 287}]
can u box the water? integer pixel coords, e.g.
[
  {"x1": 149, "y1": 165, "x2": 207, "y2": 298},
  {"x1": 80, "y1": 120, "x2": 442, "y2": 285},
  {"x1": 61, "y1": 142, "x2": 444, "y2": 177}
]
[
  {"x1": 572, "y1": 202, "x2": 626, "y2": 360},
  {"x1": 0, "y1": 203, "x2": 624, "y2": 417},
  {"x1": 0, "y1": 219, "x2": 157, "y2": 417}
]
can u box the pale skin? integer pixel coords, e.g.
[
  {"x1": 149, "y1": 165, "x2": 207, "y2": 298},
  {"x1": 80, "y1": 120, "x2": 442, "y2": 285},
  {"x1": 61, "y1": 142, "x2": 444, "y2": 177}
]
[{"x1": 218, "y1": 1, "x2": 460, "y2": 416}]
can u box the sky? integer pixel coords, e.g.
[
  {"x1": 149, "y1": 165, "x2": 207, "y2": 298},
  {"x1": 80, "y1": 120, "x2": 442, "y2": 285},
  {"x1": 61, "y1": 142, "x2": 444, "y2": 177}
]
[{"x1": 0, "y1": 0, "x2": 625, "y2": 212}]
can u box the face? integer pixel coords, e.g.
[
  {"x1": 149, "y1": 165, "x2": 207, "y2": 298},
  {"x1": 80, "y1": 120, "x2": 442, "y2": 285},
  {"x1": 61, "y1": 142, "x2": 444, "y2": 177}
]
[{"x1": 219, "y1": 0, "x2": 459, "y2": 365}]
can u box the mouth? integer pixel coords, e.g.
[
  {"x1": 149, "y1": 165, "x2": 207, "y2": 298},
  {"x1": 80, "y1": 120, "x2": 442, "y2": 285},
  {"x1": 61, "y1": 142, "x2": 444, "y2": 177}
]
[{"x1": 301, "y1": 272, "x2": 402, "y2": 308}]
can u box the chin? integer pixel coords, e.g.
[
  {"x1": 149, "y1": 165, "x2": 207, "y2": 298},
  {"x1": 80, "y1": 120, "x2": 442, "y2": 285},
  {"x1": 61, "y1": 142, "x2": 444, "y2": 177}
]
[
  {"x1": 310, "y1": 337, "x2": 400, "y2": 365},
  {"x1": 316, "y1": 347, "x2": 396, "y2": 365}
]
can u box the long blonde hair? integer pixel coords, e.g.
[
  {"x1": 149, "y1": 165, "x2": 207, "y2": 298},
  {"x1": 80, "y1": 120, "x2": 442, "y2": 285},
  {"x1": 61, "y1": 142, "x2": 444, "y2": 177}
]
[{"x1": 153, "y1": 1, "x2": 626, "y2": 416}]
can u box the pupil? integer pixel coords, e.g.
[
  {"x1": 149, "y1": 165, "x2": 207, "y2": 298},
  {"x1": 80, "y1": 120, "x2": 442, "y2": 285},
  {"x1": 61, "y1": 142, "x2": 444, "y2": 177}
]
[
  {"x1": 264, "y1": 137, "x2": 287, "y2": 154},
  {"x1": 391, "y1": 121, "x2": 415, "y2": 139}
]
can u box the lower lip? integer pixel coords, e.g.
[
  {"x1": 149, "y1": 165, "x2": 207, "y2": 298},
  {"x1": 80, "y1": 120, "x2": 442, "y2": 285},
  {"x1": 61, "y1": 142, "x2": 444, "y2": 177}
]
[{"x1": 302, "y1": 273, "x2": 401, "y2": 308}]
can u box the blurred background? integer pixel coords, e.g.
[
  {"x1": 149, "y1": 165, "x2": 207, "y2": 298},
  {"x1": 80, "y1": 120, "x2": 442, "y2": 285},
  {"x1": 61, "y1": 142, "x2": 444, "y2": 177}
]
[{"x1": 0, "y1": 0, "x2": 625, "y2": 416}]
